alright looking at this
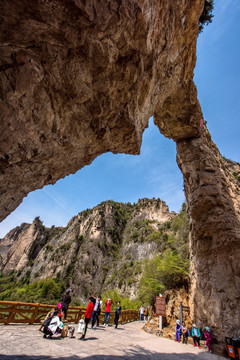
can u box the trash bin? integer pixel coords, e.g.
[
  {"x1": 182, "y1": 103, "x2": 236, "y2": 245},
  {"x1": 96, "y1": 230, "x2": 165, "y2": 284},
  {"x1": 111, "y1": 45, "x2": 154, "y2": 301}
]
[{"x1": 225, "y1": 337, "x2": 240, "y2": 359}]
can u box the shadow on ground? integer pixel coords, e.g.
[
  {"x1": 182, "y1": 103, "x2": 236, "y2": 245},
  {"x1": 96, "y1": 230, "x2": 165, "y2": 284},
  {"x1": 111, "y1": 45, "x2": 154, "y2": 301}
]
[{"x1": 0, "y1": 345, "x2": 219, "y2": 360}]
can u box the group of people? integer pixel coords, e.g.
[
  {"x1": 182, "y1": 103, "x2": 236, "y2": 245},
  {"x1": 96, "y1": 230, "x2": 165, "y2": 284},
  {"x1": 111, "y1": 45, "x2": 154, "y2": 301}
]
[
  {"x1": 41, "y1": 289, "x2": 72, "y2": 338},
  {"x1": 42, "y1": 291, "x2": 214, "y2": 353},
  {"x1": 41, "y1": 289, "x2": 122, "y2": 341},
  {"x1": 139, "y1": 305, "x2": 149, "y2": 321},
  {"x1": 79, "y1": 296, "x2": 122, "y2": 340},
  {"x1": 175, "y1": 320, "x2": 213, "y2": 353}
]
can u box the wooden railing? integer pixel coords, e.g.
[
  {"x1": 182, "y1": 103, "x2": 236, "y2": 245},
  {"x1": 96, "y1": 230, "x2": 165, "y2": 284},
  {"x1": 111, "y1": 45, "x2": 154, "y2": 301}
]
[{"x1": 0, "y1": 301, "x2": 139, "y2": 325}]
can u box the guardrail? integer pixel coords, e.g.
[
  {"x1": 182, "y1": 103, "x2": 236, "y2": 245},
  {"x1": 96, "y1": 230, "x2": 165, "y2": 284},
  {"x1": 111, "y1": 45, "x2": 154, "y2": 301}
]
[{"x1": 0, "y1": 301, "x2": 139, "y2": 325}]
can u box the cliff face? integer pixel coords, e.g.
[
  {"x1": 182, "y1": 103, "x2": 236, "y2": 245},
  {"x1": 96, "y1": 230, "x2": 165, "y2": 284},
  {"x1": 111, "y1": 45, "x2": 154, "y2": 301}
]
[
  {"x1": 0, "y1": 198, "x2": 176, "y2": 302},
  {"x1": 0, "y1": 0, "x2": 202, "y2": 221},
  {"x1": 177, "y1": 133, "x2": 240, "y2": 348}
]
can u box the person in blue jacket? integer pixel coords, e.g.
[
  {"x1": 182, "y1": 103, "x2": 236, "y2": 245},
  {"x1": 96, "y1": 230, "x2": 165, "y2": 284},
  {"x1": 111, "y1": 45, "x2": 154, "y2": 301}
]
[
  {"x1": 175, "y1": 319, "x2": 182, "y2": 342},
  {"x1": 191, "y1": 323, "x2": 201, "y2": 348}
]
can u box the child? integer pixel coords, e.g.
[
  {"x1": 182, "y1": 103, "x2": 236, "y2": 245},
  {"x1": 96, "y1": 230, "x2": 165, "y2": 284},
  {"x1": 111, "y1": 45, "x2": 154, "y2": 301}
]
[
  {"x1": 204, "y1": 326, "x2": 213, "y2": 353},
  {"x1": 57, "y1": 303, "x2": 63, "y2": 320},
  {"x1": 175, "y1": 320, "x2": 182, "y2": 342}
]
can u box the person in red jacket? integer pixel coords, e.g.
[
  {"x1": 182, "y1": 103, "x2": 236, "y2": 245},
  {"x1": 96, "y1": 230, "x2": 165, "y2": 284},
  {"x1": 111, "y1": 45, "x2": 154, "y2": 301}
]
[
  {"x1": 80, "y1": 296, "x2": 95, "y2": 340},
  {"x1": 103, "y1": 298, "x2": 113, "y2": 326}
]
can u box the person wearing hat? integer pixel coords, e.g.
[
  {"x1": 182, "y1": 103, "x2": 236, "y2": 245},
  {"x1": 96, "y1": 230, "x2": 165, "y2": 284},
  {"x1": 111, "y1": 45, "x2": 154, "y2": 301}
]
[
  {"x1": 175, "y1": 319, "x2": 182, "y2": 342},
  {"x1": 204, "y1": 326, "x2": 213, "y2": 353},
  {"x1": 61, "y1": 289, "x2": 72, "y2": 320},
  {"x1": 191, "y1": 323, "x2": 201, "y2": 348}
]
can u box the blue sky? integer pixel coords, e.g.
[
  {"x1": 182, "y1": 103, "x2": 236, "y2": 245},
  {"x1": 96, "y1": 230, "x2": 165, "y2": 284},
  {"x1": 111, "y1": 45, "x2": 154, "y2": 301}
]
[{"x1": 0, "y1": 0, "x2": 239, "y2": 238}]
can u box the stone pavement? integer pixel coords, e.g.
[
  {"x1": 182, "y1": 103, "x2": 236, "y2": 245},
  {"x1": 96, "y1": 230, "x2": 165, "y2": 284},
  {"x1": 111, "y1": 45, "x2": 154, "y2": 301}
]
[{"x1": 0, "y1": 322, "x2": 226, "y2": 360}]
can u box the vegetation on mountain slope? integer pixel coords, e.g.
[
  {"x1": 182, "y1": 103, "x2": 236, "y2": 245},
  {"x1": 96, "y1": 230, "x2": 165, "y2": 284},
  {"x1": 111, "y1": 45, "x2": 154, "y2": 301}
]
[
  {"x1": 138, "y1": 203, "x2": 190, "y2": 305},
  {"x1": 0, "y1": 199, "x2": 190, "y2": 306}
]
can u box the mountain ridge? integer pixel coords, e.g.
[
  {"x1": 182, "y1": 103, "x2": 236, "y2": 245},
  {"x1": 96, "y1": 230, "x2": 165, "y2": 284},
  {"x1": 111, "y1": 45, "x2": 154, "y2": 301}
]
[{"x1": 0, "y1": 198, "x2": 184, "y2": 303}]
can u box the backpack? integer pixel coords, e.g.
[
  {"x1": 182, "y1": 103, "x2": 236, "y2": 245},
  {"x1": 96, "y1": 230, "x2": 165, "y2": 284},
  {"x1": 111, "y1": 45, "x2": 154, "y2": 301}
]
[
  {"x1": 43, "y1": 316, "x2": 52, "y2": 328},
  {"x1": 61, "y1": 324, "x2": 68, "y2": 337}
]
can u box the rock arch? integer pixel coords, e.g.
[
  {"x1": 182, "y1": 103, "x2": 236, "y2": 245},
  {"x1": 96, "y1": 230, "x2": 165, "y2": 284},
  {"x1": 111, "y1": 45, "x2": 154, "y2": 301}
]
[{"x1": 0, "y1": 0, "x2": 239, "y2": 350}]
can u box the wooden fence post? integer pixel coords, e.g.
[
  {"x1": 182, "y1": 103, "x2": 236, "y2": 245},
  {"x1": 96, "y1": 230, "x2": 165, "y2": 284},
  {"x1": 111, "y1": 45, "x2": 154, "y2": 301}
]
[
  {"x1": 6, "y1": 303, "x2": 17, "y2": 325},
  {"x1": 76, "y1": 307, "x2": 82, "y2": 323},
  {"x1": 29, "y1": 303, "x2": 39, "y2": 324}
]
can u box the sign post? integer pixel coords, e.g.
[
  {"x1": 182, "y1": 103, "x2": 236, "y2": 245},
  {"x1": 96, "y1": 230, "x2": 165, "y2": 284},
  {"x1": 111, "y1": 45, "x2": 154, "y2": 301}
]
[{"x1": 155, "y1": 294, "x2": 166, "y2": 330}]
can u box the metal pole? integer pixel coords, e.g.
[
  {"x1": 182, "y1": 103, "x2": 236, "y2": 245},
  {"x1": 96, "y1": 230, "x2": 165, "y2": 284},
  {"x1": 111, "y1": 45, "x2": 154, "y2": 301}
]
[
  {"x1": 180, "y1": 302, "x2": 183, "y2": 324},
  {"x1": 159, "y1": 293, "x2": 162, "y2": 330},
  {"x1": 159, "y1": 315, "x2": 162, "y2": 330}
]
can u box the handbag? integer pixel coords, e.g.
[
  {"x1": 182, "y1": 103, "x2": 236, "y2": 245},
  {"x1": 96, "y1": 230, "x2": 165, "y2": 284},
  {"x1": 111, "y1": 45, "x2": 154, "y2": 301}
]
[{"x1": 77, "y1": 319, "x2": 86, "y2": 334}]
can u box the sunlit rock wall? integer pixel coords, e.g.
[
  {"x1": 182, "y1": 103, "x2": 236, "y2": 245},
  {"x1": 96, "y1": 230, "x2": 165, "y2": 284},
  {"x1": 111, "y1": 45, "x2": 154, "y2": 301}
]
[{"x1": 177, "y1": 127, "x2": 240, "y2": 350}]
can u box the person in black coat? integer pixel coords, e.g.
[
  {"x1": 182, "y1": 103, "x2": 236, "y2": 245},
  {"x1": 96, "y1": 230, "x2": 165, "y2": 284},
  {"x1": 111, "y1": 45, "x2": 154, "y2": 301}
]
[
  {"x1": 114, "y1": 301, "x2": 122, "y2": 329},
  {"x1": 61, "y1": 289, "x2": 72, "y2": 320}
]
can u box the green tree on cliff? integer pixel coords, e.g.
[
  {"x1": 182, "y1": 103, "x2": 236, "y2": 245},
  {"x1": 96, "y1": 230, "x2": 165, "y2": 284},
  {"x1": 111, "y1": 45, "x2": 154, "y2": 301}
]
[{"x1": 199, "y1": 0, "x2": 214, "y2": 33}]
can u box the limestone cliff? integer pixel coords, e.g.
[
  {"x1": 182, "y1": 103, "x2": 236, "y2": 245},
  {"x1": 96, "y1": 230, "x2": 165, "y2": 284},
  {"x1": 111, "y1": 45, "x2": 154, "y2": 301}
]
[
  {"x1": 0, "y1": 0, "x2": 203, "y2": 221},
  {"x1": 177, "y1": 131, "x2": 240, "y2": 349},
  {"x1": 0, "y1": 198, "x2": 177, "y2": 302}
]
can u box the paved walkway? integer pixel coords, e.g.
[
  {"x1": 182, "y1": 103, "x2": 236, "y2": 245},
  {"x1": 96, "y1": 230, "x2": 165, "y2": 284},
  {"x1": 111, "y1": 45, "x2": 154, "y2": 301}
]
[{"x1": 0, "y1": 322, "x2": 226, "y2": 360}]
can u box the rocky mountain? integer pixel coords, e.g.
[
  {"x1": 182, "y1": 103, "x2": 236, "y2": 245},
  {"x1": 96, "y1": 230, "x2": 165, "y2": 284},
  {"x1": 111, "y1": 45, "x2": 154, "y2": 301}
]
[{"x1": 0, "y1": 198, "x2": 180, "y2": 302}]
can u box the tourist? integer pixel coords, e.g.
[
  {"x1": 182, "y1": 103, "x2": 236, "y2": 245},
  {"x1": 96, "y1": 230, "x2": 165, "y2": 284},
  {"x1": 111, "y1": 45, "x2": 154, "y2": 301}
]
[
  {"x1": 182, "y1": 321, "x2": 189, "y2": 344},
  {"x1": 91, "y1": 296, "x2": 103, "y2": 328},
  {"x1": 204, "y1": 326, "x2": 213, "y2": 353},
  {"x1": 114, "y1": 301, "x2": 122, "y2": 329},
  {"x1": 61, "y1": 289, "x2": 72, "y2": 320},
  {"x1": 103, "y1": 298, "x2": 113, "y2": 326},
  {"x1": 40, "y1": 305, "x2": 61, "y2": 332},
  {"x1": 43, "y1": 310, "x2": 63, "y2": 338},
  {"x1": 79, "y1": 296, "x2": 95, "y2": 340},
  {"x1": 175, "y1": 319, "x2": 182, "y2": 342},
  {"x1": 95, "y1": 296, "x2": 102, "y2": 327},
  {"x1": 139, "y1": 305, "x2": 145, "y2": 321},
  {"x1": 191, "y1": 323, "x2": 201, "y2": 348},
  {"x1": 57, "y1": 303, "x2": 63, "y2": 320}
]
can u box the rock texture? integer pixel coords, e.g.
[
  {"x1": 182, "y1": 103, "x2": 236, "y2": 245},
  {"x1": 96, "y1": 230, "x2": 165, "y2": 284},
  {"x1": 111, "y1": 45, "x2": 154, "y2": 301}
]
[
  {"x1": 0, "y1": 0, "x2": 202, "y2": 220},
  {"x1": 0, "y1": 0, "x2": 239, "y2": 353},
  {"x1": 177, "y1": 128, "x2": 240, "y2": 350}
]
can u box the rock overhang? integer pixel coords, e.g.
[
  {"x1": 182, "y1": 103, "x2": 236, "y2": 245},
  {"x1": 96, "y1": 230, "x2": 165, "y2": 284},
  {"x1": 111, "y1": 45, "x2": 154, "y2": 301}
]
[{"x1": 0, "y1": 0, "x2": 203, "y2": 221}]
